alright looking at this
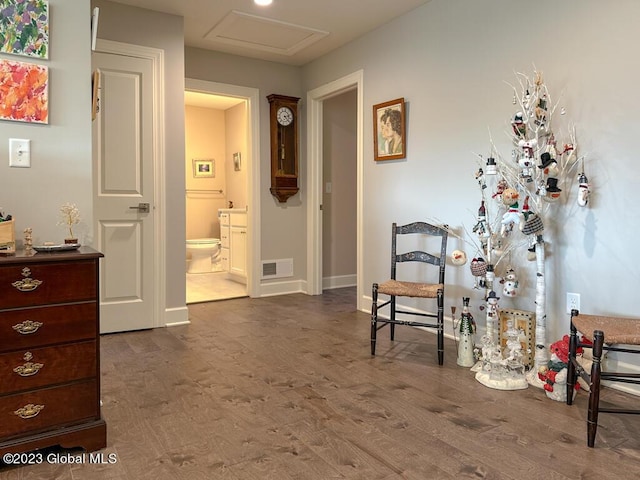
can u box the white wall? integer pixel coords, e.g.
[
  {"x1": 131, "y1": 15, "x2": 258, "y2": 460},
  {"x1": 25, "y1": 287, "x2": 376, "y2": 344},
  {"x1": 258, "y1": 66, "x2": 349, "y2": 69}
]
[
  {"x1": 303, "y1": 0, "x2": 640, "y2": 362},
  {"x1": 0, "y1": 0, "x2": 92, "y2": 246}
]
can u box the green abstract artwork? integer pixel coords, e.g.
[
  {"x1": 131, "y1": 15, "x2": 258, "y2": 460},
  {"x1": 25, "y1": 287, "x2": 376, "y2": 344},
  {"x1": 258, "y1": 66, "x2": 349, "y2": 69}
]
[{"x1": 0, "y1": 0, "x2": 49, "y2": 59}]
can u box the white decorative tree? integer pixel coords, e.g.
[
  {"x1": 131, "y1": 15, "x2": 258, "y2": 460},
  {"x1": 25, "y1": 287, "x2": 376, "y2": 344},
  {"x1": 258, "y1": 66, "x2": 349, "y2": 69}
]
[{"x1": 457, "y1": 68, "x2": 587, "y2": 390}]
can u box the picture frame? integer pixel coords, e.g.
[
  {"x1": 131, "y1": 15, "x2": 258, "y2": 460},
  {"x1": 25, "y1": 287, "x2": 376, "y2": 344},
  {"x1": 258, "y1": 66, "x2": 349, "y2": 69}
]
[
  {"x1": 0, "y1": 59, "x2": 48, "y2": 124},
  {"x1": 0, "y1": 0, "x2": 49, "y2": 59},
  {"x1": 373, "y1": 97, "x2": 406, "y2": 161},
  {"x1": 499, "y1": 309, "x2": 536, "y2": 367},
  {"x1": 233, "y1": 152, "x2": 241, "y2": 171},
  {"x1": 193, "y1": 159, "x2": 215, "y2": 178}
]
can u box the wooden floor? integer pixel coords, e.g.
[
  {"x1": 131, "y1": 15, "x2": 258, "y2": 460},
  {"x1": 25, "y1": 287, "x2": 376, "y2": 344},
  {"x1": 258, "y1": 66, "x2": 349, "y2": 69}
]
[{"x1": 2, "y1": 287, "x2": 640, "y2": 479}]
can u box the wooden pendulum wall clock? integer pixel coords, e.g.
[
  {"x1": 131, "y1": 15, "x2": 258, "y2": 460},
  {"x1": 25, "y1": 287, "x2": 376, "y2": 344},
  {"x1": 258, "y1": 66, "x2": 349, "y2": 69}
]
[{"x1": 267, "y1": 94, "x2": 300, "y2": 202}]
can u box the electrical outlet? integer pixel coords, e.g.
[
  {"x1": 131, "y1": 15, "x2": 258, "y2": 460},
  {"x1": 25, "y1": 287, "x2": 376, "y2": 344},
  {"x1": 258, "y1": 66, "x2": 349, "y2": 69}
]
[{"x1": 566, "y1": 292, "x2": 580, "y2": 314}]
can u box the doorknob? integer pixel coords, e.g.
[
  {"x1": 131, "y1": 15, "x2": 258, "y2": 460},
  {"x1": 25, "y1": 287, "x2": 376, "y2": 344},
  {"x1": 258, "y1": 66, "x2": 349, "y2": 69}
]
[{"x1": 129, "y1": 203, "x2": 150, "y2": 213}]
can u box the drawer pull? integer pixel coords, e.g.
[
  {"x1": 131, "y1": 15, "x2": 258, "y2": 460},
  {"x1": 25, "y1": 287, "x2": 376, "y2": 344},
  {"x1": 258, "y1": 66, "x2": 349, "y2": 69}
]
[
  {"x1": 11, "y1": 267, "x2": 43, "y2": 292},
  {"x1": 12, "y1": 320, "x2": 43, "y2": 335},
  {"x1": 14, "y1": 403, "x2": 45, "y2": 419},
  {"x1": 13, "y1": 352, "x2": 44, "y2": 377}
]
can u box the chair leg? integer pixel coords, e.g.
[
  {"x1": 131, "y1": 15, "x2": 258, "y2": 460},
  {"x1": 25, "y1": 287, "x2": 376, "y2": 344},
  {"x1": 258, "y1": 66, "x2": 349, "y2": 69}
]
[
  {"x1": 437, "y1": 288, "x2": 444, "y2": 365},
  {"x1": 567, "y1": 318, "x2": 578, "y2": 405},
  {"x1": 370, "y1": 283, "x2": 378, "y2": 356},
  {"x1": 390, "y1": 296, "x2": 396, "y2": 341},
  {"x1": 587, "y1": 330, "x2": 604, "y2": 448}
]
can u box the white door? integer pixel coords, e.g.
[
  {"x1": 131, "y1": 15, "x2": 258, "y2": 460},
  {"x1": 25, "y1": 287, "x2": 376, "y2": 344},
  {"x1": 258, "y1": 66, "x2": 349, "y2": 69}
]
[{"x1": 93, "y1": 52, "x2": 156, "y2": 333}]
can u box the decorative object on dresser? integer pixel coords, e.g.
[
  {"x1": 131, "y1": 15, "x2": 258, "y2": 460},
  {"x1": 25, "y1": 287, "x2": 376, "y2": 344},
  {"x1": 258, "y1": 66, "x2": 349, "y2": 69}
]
[
  {"x1": 57, "y1": 203, "x2": 81, "y2": 245},
  {"x1": 267, "y1": 94, "x2": 300, "y2": 202},
  {"x1": 0, "y1": 247, "x2": 106, "y2": 456},
  {"x1": 0, "y1": 216, "x2": 15, "y2": 255}
]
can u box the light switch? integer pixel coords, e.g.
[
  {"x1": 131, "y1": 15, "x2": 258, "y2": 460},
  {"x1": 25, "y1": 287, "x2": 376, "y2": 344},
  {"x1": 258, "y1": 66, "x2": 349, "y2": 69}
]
[
  {"x1": 9, "y1": 139, "x2": 31, "y2": 168},
  {"x1": 325, "y1": 182, "x2": 332, "y2": 194}
]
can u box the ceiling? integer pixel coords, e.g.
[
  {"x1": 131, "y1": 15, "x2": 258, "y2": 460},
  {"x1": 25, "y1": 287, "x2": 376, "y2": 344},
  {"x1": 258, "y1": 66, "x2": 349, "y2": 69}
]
[{"x1": 107, "y1": 0, "x2": 431, "y2": 66}]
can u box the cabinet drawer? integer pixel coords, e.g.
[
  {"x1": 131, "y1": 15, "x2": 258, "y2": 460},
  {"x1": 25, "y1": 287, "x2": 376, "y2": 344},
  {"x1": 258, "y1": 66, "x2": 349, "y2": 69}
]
[
  {"x1": 0, "y1": 260, "x2": 97, "y2": 309},
  {"x1": 0, "y1": 302, "x2": 96, "y2": 352},
  {"x1": 0, "y1": 379, "x2": 99, "y2": 439},
  {"x1": 0, "y1": 341, "x2": 96, "y2": 395},
  {"x1": 230, "y1": 212, "x2": 247, "y2": 227}
]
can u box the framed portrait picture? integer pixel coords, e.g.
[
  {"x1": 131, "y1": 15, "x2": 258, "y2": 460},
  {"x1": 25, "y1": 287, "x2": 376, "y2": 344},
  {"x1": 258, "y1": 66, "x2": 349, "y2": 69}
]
[
  {"x1": 373, "y1": 98, "x2": 406, "y2": 161},
  {"x1": 193, "y1": 159, "x2": 215, "y2": 178}
]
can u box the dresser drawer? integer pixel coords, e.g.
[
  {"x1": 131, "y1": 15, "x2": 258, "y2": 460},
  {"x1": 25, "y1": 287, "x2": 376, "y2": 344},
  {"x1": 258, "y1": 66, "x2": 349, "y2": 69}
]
[
  {"x1": 0, "y1": 341, "x2": 96, "y2": 395},
  {"x1": 0, "y1": 302, "x2": 96, "y2": 353},
  {"x1": 0, "y1": 260, "x2": 97, "y2": 309},
  {"x1": 0, "y1": 379, "x2": 99, "y2": 439}
]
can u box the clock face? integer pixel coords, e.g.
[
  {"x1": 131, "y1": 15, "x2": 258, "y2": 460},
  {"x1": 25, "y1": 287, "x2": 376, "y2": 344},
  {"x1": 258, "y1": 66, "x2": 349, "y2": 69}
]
[{"x1": 277, "y1": 106, "x2": 293, "y2": 126}]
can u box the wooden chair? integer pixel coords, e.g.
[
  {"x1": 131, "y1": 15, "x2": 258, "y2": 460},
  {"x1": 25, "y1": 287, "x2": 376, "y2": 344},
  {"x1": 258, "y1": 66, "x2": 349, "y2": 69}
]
[
  {"x1": 567, "y1": 309, "x2": 640, "y2": 447},
  {"x1": 370, "y1": 221, "x2": 448, "y2": 365}
]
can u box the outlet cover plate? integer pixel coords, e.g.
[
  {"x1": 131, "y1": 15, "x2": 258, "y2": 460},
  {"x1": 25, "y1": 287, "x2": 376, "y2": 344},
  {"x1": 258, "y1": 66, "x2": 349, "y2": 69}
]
[{"x1": 566, "y1": 292, "x2": 580, "y2": 314}]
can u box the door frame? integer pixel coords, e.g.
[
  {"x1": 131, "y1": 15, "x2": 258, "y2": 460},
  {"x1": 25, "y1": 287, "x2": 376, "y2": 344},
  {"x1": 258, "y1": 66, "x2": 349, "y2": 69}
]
[
  {"x1": 185, "y1": 79, "x2": 260, "y2": 298},
  {"x1": 93, "y1": 39, "x2": 166, "y2": 328},
  {"x1": 306, "y1": 70, "x2": 364, "y2": 308}
]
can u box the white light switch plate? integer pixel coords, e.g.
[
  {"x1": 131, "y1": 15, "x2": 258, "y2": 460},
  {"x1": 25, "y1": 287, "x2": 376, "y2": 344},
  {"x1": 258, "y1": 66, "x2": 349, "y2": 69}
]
[{"x1": 9, "y1": 138, "x2": 31, "y2": 168}]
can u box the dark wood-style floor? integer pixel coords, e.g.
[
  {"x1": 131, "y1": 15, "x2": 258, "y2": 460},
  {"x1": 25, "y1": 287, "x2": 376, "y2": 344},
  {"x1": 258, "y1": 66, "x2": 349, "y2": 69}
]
[{"x1": 2, "y1": 287, "x2": 640, "y2": 479}]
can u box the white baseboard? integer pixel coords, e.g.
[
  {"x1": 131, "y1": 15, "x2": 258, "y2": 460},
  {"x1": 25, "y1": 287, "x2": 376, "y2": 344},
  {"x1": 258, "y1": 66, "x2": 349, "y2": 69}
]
[
  {"x1": 323, "y1": 274, "x2": 356, "y2": 290},
  {"x1": 259, "y1": 279, "x2": 306, "y2": 297},
  {"x1": 164, "y1": 306, "x2": 190, "y2": 327}
]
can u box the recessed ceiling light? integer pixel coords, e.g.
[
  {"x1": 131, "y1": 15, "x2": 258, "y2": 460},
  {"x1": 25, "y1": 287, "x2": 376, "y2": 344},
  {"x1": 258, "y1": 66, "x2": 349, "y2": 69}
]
[{"x1": 254, "y1": 0, "x2": 273, "y2": 6}]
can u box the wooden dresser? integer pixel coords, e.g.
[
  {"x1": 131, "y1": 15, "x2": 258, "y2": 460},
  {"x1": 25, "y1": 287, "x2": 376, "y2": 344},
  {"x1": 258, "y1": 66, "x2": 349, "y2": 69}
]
[{"x1": 0, "y1": 247, "x2": 106, "y2": 455}]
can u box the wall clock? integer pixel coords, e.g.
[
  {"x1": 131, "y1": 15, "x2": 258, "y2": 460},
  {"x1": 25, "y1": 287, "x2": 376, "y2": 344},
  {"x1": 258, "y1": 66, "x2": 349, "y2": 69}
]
[{"x1": 267, "y1": 94, "x2": 300, "y2": 202}]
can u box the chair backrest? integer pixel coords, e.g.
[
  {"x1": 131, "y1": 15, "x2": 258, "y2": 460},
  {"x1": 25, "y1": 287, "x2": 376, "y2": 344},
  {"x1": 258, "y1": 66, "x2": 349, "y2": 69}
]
[{"x1": 390, "y1": 221, "x2": 448, "y2": 284}]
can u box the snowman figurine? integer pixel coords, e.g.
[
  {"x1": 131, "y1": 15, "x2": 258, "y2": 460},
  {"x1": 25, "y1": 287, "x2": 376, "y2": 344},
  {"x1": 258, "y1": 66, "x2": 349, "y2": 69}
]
[
  {"x1": 457, "y1": 297, "x2": 476, "y2": 367},
  {"x1": 472, "y1": 201, "x2": 489, "y2": 238},
  {"x1": 500, "y1": 188, "x2": 522, "y2": 236},
  {"x1": 502, "y1": 267, "x2": 519, "y2": 297},
  {"x1": 518, "y1": 139, "x2": 537, "y2": 182},
  {"x1": 577, "y1": 172, "x2": 590, "y2": 207},
  {"x1": 486, "y1": 290, "x2": 500, "y2": 320}
]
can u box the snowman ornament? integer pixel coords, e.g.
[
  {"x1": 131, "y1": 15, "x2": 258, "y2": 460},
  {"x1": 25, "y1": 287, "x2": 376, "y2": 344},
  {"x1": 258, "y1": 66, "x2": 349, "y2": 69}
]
[
  {"x1": 577, "y1": 171, "x2": 590, "y2": 207},
  {"x1": 502, "y1": 267, "x2": 519, "y2": 297}
]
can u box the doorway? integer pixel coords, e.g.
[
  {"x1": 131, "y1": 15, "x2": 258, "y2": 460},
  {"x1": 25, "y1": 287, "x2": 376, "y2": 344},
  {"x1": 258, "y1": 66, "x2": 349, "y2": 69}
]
[
  {"x1": 322, "y1": 91, "x2": 358, "y2": 291},
  {"x1": 306, "y1": 71, "x2": 364, "y2": 308},
  {"x1": 184, "y1": 79, "x2": 260, "y2": 303}
]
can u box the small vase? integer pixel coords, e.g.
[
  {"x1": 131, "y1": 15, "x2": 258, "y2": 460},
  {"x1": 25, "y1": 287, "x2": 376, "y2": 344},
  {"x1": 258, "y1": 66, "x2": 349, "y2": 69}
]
[{"x1": 64, "y1": 238, "x2": 78, "y2": 245}]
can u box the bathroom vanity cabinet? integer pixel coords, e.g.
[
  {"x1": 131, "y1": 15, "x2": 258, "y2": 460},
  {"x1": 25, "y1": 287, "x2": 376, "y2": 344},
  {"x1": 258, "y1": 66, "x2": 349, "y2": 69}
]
[
  {"x1": 219, "y1": 209, "x2": 247, "y2": 282},
  {"x1": 0, "y1": 247, "x2": 106, "y2": 456}
]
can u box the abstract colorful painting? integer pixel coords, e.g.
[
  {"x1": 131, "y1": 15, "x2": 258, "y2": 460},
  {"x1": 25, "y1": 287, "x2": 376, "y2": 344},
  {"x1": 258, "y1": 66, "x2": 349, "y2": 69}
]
[
  {"x1": 0, "y1": 59, "x2": 48, "y2": 123},
  {"x1": 0, "y1": 0, "x2": 49, "y2": 58}
]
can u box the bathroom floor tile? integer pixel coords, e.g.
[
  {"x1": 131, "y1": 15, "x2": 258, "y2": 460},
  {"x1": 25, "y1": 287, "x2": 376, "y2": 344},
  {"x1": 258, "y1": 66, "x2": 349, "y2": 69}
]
[{"x1": 186, "y1": 272, "x2": 247, "y2": 304}]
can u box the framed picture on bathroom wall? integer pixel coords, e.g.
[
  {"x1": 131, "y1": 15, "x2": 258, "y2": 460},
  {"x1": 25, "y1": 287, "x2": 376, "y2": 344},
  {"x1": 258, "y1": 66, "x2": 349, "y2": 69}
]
[{"x1": 193, "y1": 159, "x2": 215, "y2": 178}]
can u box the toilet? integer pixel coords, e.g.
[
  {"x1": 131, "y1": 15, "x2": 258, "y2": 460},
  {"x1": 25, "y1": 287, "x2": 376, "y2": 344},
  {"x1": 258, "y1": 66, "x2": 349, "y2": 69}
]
[{"x1": 186, "y1": 238, "x2": 221, "y2": 273}]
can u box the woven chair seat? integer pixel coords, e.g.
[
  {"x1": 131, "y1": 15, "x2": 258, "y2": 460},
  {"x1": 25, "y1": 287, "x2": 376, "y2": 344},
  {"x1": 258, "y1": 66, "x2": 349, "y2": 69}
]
[
  {"x1": 572, "y1": 313, "x2": 640, "y2": 345},
  {"x1": 378, "y1": 280, "x2": 443, "y2": 298}
]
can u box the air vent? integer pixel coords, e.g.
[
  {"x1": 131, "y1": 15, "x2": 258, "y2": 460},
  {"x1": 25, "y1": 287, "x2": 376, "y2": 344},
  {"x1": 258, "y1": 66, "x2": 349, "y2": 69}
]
[{"x1": 261, "y1": 258, "x2": 293, "y2": 279}]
